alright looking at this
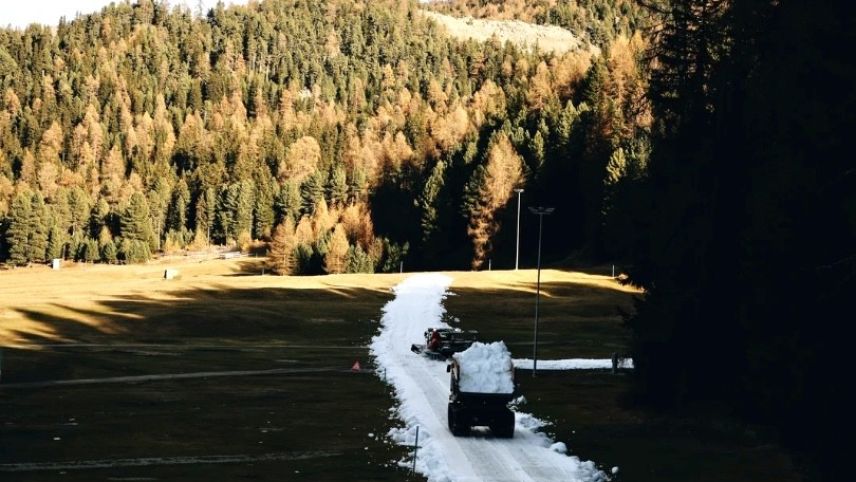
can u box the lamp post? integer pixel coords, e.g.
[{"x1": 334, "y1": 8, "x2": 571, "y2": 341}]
[
  {"x1": 514, "y1": 189, "x2": 524, "y2": 270},
  {"x1": 528, "y1": 206, "x2": 554, "y2": 376}
]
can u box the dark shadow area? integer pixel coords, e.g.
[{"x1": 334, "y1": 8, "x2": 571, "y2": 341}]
[
  {"x1": 445, "y1": 279, "x2": 636, "y2": 359},
  {"x1": 517, "y1": 371, "x2": 800, "y2": 482},
  {"x1": 444, "y1": 276, "x2": 799, "y2": 482},
  {"x1": 0, "y1": 283, "x2": 404, "y2": 481}
]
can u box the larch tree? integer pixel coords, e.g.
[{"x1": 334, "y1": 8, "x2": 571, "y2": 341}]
[
  {"x1": 323, "y1": 223, "x2": 350, "y2": 274},
  {"x1": 279, "y1": 136, "x2": 321, "y2": 183},
  {"x1": 267, "y1": 218, "x2": 298, "y2": 275},
  {"x1": 466, "y1": 133, "x2": 523, "y2": 269}
]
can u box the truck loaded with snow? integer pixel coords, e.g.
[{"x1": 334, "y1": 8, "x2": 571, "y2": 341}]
[{"x1": 446, "y1": 341, "x2": 516, "y2": 438}]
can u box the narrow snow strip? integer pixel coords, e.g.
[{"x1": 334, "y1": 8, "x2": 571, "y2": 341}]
[
  {"x1": 513, "y1": 358, "x2": 634, "y2": 371},
  {"x1": 371, "y1": 274, "x2": 606, "y2": 482}
]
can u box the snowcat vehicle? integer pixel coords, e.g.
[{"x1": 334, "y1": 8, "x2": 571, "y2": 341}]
[{"x1": 410, "y1": 327, "x2": 479, "y2": 360}]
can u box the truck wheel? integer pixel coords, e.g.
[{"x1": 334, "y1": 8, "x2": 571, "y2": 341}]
[
  {"x1": 492, "y1": 410, "x2": 515, "y2": 438},
  {"x1": 448, "y1": 404, "x2": 469, "y2": 436}
]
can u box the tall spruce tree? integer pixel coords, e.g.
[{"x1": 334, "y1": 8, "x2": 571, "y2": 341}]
[
  {"x1": 121, "y1": 192, "x2": 155, "y2": 255},
  {"x1": 5, "y1": 192, "x2": 32, "y2": 265},
  {"x1": 26, "y1": 193, "x2": 49, "y2": 262}
]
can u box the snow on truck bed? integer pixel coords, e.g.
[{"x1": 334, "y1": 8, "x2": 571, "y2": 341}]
[{"x1": 454, "y1": 341, "x2": 515, "y2": 394}]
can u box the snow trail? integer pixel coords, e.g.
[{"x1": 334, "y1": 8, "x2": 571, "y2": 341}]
[
  {"x1": 370, "y1": 274, "x2": 606, "y2": 482},
  {"x1": 513, "y1": 358, "x2": 634, "y2": 371}
]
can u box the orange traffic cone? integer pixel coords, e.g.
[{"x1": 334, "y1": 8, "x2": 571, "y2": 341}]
[{"x1": 351, "y1": 360, "x2": 361, "y2": 372}]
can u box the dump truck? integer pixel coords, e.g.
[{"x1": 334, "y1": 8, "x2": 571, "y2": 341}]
[
  {"x1": 446, "y1": 342, "x2": 516, "y2": 438},
  {"x1": 410, "y1": 327, "x2": 479, "y2": 360}
]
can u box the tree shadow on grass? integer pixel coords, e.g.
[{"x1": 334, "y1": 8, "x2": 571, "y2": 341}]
[
  {"x1": 444, "y1": 276, "x2": 639, "y2": 359},
  {"x1": 2, "y1": 283, "x2": 394, "y2": 384}
]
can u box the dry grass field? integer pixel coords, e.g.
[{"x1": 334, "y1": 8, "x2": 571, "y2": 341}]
[
  {"x1": 1, "y1": 258, "x2": 407, "y2": 481},
  {"x1": 0, "y1": 260, "x2": 798, "y2": 481}
]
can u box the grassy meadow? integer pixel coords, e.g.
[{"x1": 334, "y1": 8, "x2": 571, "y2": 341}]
[{"x1": 0, "y1": 259, "x2": 797, "y2": 481}]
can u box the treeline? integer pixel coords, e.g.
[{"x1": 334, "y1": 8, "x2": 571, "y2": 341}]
[
  {"x1": 628, "y1": 1, "x2": 854, "y2": 480},
  {"x1": 0, "y1": 0, "x2": 650, "y2": 272}
]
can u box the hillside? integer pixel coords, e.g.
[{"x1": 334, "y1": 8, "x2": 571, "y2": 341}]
[
  {"x1": 423, "y1": 0, "x2": 650, "y2": 48},
  {"x1": 420, "y1": 11, "x2": 594, "y2": 55},
  {"x1": 0, "y1": 0, "x2": 650, "y2": 273}
]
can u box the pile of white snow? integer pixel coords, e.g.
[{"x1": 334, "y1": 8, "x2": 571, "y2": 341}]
[
  {"x1": 513, "y1": 358, "x2": 635, "y2": 370},
  {"x1": 453, "y1": 341, "x2": 515, "y2": 394}
]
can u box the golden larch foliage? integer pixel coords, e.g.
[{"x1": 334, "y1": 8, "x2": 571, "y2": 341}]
[
  {"x1": 340, "y1": 202, "x2": 375, "y2": 249},
  {"x1": 324, "y1": 223, "x2": 350, "y2": 274},
  {"x1": 279, "y1": 136, "x2": 321, "y2": 183},
  {"x1": 267, "y1": 218, "x2": 298, "y2": 275},
  {"x1": 468, "y1": 134, "x2": 524, "y2": 269}
]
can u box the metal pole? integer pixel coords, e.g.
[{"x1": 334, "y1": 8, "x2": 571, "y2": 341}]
[
  {"x1": 514, "y1": 189, "x2": 523, "y2": 270},
  {"x1": 411, "y1": 425, "x2": 420, "y2": 475},
  {"x1": 533, "y1": 213, "x2": 543, "y2": 376}
]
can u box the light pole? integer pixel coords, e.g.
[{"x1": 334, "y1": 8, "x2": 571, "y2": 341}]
[
  {"x1": 528, "y1": 206, "x2": 554, "y2": 376},
  {"x1": 514, "y1": 189, "x2": 524, "y2": 270}
]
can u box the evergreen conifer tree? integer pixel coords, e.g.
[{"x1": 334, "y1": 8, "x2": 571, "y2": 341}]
[
  {"x1": 46, "y1": 224, "x2": 65, "y2": 260},
  {"x1": 101, "y1": 239, "x2": 117, "y2": 264},
  {"x1": 5, "y1": 192, "x2": 32, "y2": 265},
  {"x1": 27, "y1": 193, "x2": 49, "y2": 263},
  {"x1": 121, "y1": 192, "x2": 155, "y2": 259},
  {"x1": 275, "y1": 180, "x2": 302, "y2": 224}
]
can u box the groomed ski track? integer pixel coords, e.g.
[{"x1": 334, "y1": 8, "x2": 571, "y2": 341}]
[{"x1": 370, "y1": 273, "x2": 606, "y2": 482}]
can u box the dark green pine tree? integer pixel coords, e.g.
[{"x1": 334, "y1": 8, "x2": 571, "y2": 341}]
[
  {"x1": 5, "y1": 192, "x2": 32, "y2": 265},
  {"x1": 100, "y1": 239, "x2": 117, "y2": 264},
  {"x1": 253, "y1": 174, "x2": 276, "y2": 240},
  {"x1": 327, "y1": 165, "x2": 349, "y2": 206},
  {"x1": 418, "y1": 160, "x2": 446, "y2": 243},
  {"x1": 167, "y1": 178, "x2": 191, "y2": 233},
  {"x1": 67, "y1": 186, "x2": 91, "y2": 238},
  {"x1": 194, "y1": 187, "x2": 217, "y2": 242},
  {"x1": 121, "y1": 192, "x2": 156, "y2": 256},
  {"x1": 300, "y1": 171, "x2": 327, "y2": 215},
  {"x1": 275, "y1": 180, "x2": 302, "y2": 225},
  {"x1": 147, "y1": 179, "x2": 172, "y2": 249},
  {"x1": 90, "y1": 197, "x2": 111, "y2": 239},
  {"x1": 46, "y1": 224, "x2": 66, "y2": 260},
  {"x1": 221, "y1": 181, "x2": 256, "y2": 241},
  {"x1": 26, "y1": 193, "x2": 49, "y2": 263}
]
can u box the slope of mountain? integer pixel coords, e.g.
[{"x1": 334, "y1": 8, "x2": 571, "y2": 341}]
[{"x1": 421, "y1": 10, "x2": 596, "y2": 55}]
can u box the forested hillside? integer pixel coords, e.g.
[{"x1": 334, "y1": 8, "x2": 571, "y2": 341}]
[{"x1": 0, "y1": 0, "x2": 649, "y2": 272}]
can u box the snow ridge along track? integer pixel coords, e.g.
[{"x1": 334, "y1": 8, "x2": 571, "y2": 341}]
[{"x1": 371, "y1": 274, "x2": 606, "y2": 482}]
